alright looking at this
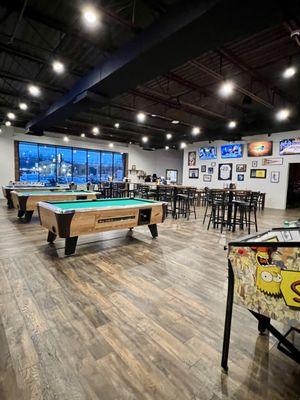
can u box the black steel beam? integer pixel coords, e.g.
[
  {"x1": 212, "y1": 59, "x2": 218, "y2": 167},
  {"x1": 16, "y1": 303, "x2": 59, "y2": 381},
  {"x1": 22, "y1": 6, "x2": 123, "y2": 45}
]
[{"x1": 26, "y1": 0, "x2": 300, "y2": 134}]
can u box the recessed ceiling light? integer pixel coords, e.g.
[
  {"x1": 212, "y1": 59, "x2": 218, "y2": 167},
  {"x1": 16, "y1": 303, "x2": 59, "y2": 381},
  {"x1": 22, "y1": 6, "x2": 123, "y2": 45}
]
[
  {"x1": 82, "y1": 5, "x2": 100, "y2": 28},
  {"x1": 283, "y1": 66, "x2": 296, "y2": 79},
  {"x1": 180, "y1": 142, "x2": 187, "y2": 149},
  {"x1": 52, "y1": 60, "x2": 65, "y2": 74},
  {"x1": 151, "y1": 114, "x2": 157, "y2": 117},
  {"x1": 19, "y1": 102, "x2": 28, "y2": 110},
  {"x1": 171, "y1": 120, "x2": 179, "y2": 124},
  {"x1": 219, "y1": 81, "x2": 234, "y2": 97},
  {"x1": 114, "y1": 122, "x2": 120, "y2": 128},
  {"x1": 142, "y1": 136, "x2": 148, "y2": 143},
  {"x1": 28, "y1": 84, "x2": 41, "y2": 97},
  {"x1": 92, "y1": 126, "x2": 99, "y2": 135},
  {"x1": 165, "y1": 146, "x2": 169, "y2": 150},
  {"x1": 109, "y1": 143, "x2": 114, "y2": 148},
  {"x1": 276, "y1": 108, "x2": 291, "y2": 121},
  {"x1": 191, "y1": 126, "x2": 200, "y2": 135},
  {"x1": 228, "y1": 120, "x2": 237, "y2": 129},
  {"x1": 5, "y1": 121, "x2": 11, "y2": 126},
  {"x1": 7, "y1": 112, "x2": 16, "y2": 120},
  {"x1": 137, "y1": 112, "x2": 146, "y2": 123},
  {"x1": 63, "y1": 136, "x2": 69, "y2": 142},
  {"x1": 80, "y1": 133, "x2": 86, "y2": 137},
  {"x1": 166, "y1": 133, "x2": 172, "y2": 140}
]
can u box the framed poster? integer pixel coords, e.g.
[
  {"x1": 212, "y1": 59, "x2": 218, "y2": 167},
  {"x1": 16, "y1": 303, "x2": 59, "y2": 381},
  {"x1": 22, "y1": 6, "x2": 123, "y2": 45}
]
[
  {"x1": 218, "y1": 163, "x2": 232, "y2": 180},
  {"x1": 247, "y1": 141, "x2": 273, "y2": 157},
  {"x1": 188, "y1": 151, "x2": 197, "y2": 166},
  {"x1": 279, "y1": 138, "x2": 300, "y2": 155},
  {"x1": 198, "y1": 146, "x2": 217, "y2": 160},
  {"x1": 208, "y1": 167, "x2": 214, "y2": 174},
  {"x1": 251, "y1": 160, "x2": 258, "y2": 167},
  {"x1": 236, "y1": 164, "x2": 246, "y2": 172},
  {"x1": 271, "y1": 171, "x2": 280, "y2": 183},
  {"x1": 166, "y1": 169, "x2": 178, "y2": 183},
  {"x1": 250, "y1": 169, "x2": 267, "y2": 179},
  {"x1": 203, "y1": 174, "x2": 212, "y2": 182},
  {"x1": 237, "y1": 174, "x2": 244, "y2": 181},
  {"x1": 221, "y1": 144, "x2": 243, "y2": 159},
  {"x1": 262, "y1": 157, "x2": 283, "y2": 166},
  {"x1": 189, "y1": 168, "x2": 199, "y2": 179},
  {"x1": 201, "y1": 165, "x2": 206, "y2": 173}
]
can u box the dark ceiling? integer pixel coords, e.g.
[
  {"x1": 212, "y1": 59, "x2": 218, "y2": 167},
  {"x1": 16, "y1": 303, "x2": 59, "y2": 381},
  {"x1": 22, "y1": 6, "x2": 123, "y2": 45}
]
[{"x1": 1, "y1": 0, "x2": 300, "y2": 149}]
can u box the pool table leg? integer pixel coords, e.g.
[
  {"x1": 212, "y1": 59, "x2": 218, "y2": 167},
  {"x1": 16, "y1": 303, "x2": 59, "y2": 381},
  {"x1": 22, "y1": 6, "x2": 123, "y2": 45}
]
[
  {"x1": 148, "y1": 224, "x2": 158, "y2": 238},
  {"x1": 65, "y1": 236, "x2": 78, "y2": 256},
  {"x1": 47, "y1": 231, "x2": 57, "y2": 244},
  {"x1": 24, "y1": 211, "x2": 34, "y2": 223}
]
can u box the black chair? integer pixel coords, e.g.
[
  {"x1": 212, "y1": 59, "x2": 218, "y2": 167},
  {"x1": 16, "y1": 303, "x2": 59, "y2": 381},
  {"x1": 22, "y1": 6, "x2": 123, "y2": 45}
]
[
  {"x1": 176, "y1": 187, "x2": 197, "y2": 220},
  {"x1": 207, "y1": 191, "x2": 228, "y2": 232}
]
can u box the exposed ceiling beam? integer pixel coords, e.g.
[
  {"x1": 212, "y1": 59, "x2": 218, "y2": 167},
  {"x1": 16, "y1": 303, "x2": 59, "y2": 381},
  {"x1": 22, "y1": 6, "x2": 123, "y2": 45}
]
[{"x1": 188, "y1": 60, "x2": 275, "y2": 109}]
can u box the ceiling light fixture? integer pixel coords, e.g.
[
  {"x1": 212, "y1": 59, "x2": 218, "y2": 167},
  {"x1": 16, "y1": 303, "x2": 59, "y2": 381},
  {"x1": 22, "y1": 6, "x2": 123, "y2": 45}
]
[
  {"x1": 5, "y1": 121, "x2": 11, "y2": 126},
  {"x1": 52, "y1": 60, "x2": 65, "y2": 74},
  {"x1": 180, "y1": 142, "x2": 187, "y2": 149},
  {"x1": 92, "y1": 126, "x2": 100, "y2": 135},
  {"x1": 63, "y1": 136, "x2": 69, "y2": 142},
  {"x1": 276, "y1": 108, "x2": 291, "y2": 121},
  {"x1": 19, "y1": 102, "x2": 28, "y2": 110},
  {"x1": 28, "y1": 84, "x2": 41, "y2": 97},
  {"x1": 228, "y1": 120, "x2": 237, "y2": 129},
  {"x1": 283, "y1": 66, "x2": 296, "y2": 79},
  {"x1": 219, "y1": 81, "x2": 234, "y2": 97},
  {"x1": 166, "y1": 133, "x2": 172, "y2": 140},
  {"x1": 80, "y1": 133, "x2": 86, "y2": 137},
  {"x1": 171, "y1": 120, "x2": 179, "y2": 124},
  {"x1": 114, "y1": 122, "x2": 120, "y2": 128},
  {"x1": 142, "y1": 136, "x2": 148, "y2": 143},
  {"x1": 82, "y1": 5, "x2": 100, "y2": 28},
  {"x1": 7, "y1": 112, "x2": 16, "y2": 120},
  {"x1": 191, "y1": 126, "x2": 200, "y2": 135},
  {"x1": 109, "y1": 143, "x2": 114, "y2": 148},
  {"x1": 137, "y1": 112, "x2": 146, "y2": 123},
  {"x1": 165, "y1": 146, "x2": 169, "y2": 150}
]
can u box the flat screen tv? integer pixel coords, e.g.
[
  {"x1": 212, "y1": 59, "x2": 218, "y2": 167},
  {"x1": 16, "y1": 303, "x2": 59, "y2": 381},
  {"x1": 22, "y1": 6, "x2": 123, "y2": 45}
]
[
  {"x1": 247, "y1": 141, "x2": 273, "y2": 157},
  {"x1": 279, "y1": 138, "x2": 300, "y2": 155},
  {"x1": 221, "y1": 144, "x2": 243, "y2": 159},
  {"x1": 198, "y1": 146, "x2": 217, "y2": 160}
]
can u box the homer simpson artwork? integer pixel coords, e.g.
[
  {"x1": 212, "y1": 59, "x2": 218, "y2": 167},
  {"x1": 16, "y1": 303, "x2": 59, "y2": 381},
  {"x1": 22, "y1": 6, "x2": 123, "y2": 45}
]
[{"x1": 228, "y1": 232, "x2": 300, "y2": 325}]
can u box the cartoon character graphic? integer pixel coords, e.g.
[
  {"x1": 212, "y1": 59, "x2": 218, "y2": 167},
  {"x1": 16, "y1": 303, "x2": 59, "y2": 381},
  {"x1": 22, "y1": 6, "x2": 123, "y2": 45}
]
[{"x1": 251, "y1": 246, "x2": 282, "y2": 296}]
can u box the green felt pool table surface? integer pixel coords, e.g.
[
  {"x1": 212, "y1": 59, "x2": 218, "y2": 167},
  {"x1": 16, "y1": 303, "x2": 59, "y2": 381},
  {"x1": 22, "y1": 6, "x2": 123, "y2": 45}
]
[{"x1": 47, "y1": 198, "x2": 159, "y2": 210}]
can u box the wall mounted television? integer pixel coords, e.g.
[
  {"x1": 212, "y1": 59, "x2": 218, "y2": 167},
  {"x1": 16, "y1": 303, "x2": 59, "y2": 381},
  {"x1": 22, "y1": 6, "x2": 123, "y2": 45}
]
[
  {"x1": 198, "y1": 146, "x2": 217, "y2": 160},
  {"x1": 221, "y1": 144, "x2": 243, "y2": 159},
  {"x1": 247, "y1": 141, "x2": 273, "y2": 157},
  {"x1": 279, "y1": 138, "x2": 300, "y2": 155}
]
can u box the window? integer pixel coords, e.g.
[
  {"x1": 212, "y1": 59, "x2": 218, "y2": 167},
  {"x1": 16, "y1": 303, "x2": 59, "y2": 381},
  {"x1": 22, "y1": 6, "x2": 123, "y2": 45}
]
[
  {"x1": 113, "y1": 153, "x2": 125, "y2": 181},
  {"x1": 57, "y1": 147, "x2": 72, "y2": 183},
  {"x1": 19, "y1": 142, "x2": 39, "y2": 182},
  {"x1": 88, "y1": 151, "x2": 100, "y2": 183},
  {"x1": 73, "y1": 149, "x2": 87, "y2": 183},
  {"x1": 38, "y1": 145, "x2": 57, "y2": 184},
  {"x1": 16, "y1": 141, "x2": 127, "y2": 184},
  {"x1": 101, "y1": 152, "x2": 113, "y2": 181}
]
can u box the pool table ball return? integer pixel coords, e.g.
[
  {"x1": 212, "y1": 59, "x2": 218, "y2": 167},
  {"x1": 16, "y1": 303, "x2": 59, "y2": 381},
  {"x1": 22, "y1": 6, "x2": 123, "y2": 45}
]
[
  {"x1": 37, "y1": 198, "x2": 167, "y2": 255},
  {"x1": 11, "y1": 190, "x2": 101, "y2": 222}
]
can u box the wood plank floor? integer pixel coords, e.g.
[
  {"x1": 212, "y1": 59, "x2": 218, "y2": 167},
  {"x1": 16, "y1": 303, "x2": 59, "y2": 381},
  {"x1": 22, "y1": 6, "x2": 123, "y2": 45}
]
[{"x1": 0, "y1": 201, "x2": 299, "y2": 400}]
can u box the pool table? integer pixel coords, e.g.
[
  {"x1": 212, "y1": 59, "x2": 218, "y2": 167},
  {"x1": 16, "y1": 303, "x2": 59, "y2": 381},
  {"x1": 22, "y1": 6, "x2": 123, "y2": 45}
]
[
  {"x1": 37, "y1": 198, "x2": 167, "y2": 255},
  {"x1": 12, "y1": 190, "x2": 101, "y2": 222}
]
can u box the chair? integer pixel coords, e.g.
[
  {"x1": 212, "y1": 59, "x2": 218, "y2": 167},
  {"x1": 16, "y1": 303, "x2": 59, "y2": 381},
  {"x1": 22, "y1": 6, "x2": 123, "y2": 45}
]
[
  {"x1": 176, "y1": 187, "x2": 197, "y2": 220},
  {"x1": 207, "y1": 191, "x2": 228, "y2": 232}
]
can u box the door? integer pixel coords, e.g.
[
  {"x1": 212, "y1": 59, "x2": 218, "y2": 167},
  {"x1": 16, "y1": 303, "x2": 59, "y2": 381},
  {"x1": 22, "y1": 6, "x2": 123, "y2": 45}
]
[{"x1": 286, "y1": 163, "x2": 300, "y2": 208}]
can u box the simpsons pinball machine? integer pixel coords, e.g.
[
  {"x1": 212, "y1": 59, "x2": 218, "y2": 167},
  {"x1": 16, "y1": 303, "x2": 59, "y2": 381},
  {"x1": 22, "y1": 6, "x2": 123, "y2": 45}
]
[{"x1": 221, "y1": 222, "x2": 300, "y2": 371}]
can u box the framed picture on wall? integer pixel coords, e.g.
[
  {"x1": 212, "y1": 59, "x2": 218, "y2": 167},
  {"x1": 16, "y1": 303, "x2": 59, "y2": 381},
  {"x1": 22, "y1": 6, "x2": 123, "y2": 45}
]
[
  {"x1": 262, "y1": 157, "x2": 283, "y2": 166},
  {"x1": 208, "y1": 167, "x2": 214, "y2": 174},
  {"x1": 247, "y1": 141, "x2": 273, "y2": 157},
  {"x1": 166, "y1": 169, "x2": 178, "y2": 183},
  {"x1": 203, "y1": 174, "x2": 212, "y2": 182},
  {"x1": 236, "y1": 164, "x2": 246, "y2": 172},
  {"x1": 218, "y1": 163, "x2": 232, "y2": 180},
  {"x1": 201, "y1": 165, "x2": 206, "y2": 173},
  {"x1": 251, "y1": 160, "x2": 258, "y2": 167},
  {"x1": 189, "y1": 168, "x2": 199, "y2": 179},
  {"x1": 237, "y1": 174, "x2": 244, "y2": 181},
  {"x1": 188, "y1": 151, "x2": 197, "y2": 166},
  {"x1": 250, "y1": 169, "x2": 267, "y2": 179},
  {"x1": 270, "y1": 171, "x2": 280, "y2": 183}
]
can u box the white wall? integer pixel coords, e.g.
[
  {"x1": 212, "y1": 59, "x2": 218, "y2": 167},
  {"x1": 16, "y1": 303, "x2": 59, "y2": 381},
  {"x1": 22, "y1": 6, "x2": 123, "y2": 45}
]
[
  {"x1": 0, "y1": 126, "x2": 183, "y2": 197},
  {"x1": 182, "y1": 131, "x2": 300, "y2": 210}
]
